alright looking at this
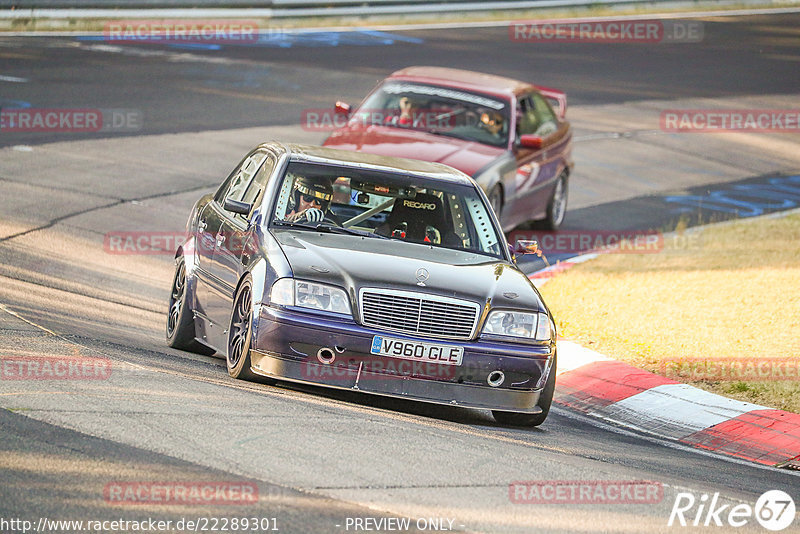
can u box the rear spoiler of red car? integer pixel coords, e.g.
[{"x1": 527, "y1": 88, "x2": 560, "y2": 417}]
[{"x1": 534, "y1": 85, "x2": 567, "y2": 120}]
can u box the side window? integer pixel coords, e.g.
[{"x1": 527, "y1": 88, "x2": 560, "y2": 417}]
[
  {"x1": 516, "y1": 96, "x2": 539, "y2": 136},
  {"x1": 531, "y1": 93, "x2": 558, "y2": 137},
  {"x1": 227, "y1": 152, "x2": 266, "y2": 202},
  {"x1": 224, "y1": 170, "x2": 248, "y2": 202},
  {"x1": 239, "y1": 156, "x2": 276, "y2": 212},
  {"x1": 215, "y1": 150, "x2": 268, "y2": 205},
  {"x1": 516, "y1": 94, "x2": 559, "y2": 139}
]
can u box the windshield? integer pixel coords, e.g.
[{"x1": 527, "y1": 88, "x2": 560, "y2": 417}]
[
  {"x1": 354, "y1": 82, "x2": 511, "y2": 147},
  {"x1": 270, "y1": 160, "x2": 506, "y2": 259}
]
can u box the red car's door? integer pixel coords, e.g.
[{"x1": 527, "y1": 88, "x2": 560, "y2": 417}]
[{"x1": 510, "y1": 93, "x2": 570, "y2": 223}]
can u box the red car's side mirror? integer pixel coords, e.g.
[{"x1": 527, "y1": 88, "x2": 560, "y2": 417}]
[
  {"x1": 519, "y1": 134, "x2": 543, "y2": 149},
  {"x1": 513, "y1": 239, "x2": 543, "y2": 256},
  {"x1": 334, "y1": 101, "x2": 351, "y2": 116}
]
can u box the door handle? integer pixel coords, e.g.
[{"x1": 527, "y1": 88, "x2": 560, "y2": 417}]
[
  {"x1": 198, "y1": 220, "x2": 207, "y2": 232},
  {"x1": 216, "y1": 234, "x2": 226, "y2": 245}
]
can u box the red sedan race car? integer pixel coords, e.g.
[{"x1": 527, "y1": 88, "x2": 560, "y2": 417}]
[{"x1": 323, "y1": 66, "x2": 574, "y2": 231}]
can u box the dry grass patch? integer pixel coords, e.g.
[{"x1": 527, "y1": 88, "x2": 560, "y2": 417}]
[{"x1": 541, "y1": 213, "x2": 800, "y2": 412}]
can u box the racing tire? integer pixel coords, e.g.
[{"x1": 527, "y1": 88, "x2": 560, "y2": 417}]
[
  {"x1": 542, "y1": 173, "x2": 568, "y2": 231},
  {"x1": 166, "y1": 258, "x2": 215, "y2": 356},
  {"x1": 227, "y1": 276, "x2": 257, "y2": 381},
  {"x1": 492, "y1": 354, "x2": 556, "y2": 427}
]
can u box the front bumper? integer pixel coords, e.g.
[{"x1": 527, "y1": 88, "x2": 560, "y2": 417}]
[{"x1": 251, "y1": 305, "x2": 554, "y2": 413}]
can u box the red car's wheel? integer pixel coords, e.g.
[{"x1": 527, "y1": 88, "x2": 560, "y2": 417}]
[{"x1": 543, "y1": 173, "x2": 568, "y2": 230}]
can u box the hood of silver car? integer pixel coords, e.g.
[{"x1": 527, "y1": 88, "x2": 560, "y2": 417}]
[{"x1": 272, "y1": 230, "x2": 545, "y2": 313}]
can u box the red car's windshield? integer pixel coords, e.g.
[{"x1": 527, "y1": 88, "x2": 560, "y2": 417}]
[{"x1": 354, "y1": 81, "x2": 511, "y2": 147}]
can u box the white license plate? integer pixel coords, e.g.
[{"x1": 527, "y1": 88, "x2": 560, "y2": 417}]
[{"x1": 370, "y1": 335, "x2": 463, "y2": 366}]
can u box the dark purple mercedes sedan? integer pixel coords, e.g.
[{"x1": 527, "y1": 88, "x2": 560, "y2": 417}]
[{"x1": 166, "y1": 142, "x2": 557, "y2": 426}]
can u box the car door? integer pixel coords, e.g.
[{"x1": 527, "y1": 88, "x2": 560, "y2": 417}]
[
  {"x1": 201, "y1": 151, "x2": 271, "y2": 349},
  {"x1": 509, "y1": 92, "x2": 568, "y2": 222},
  {"x1": 194, "y1": 150, "x2": 267, "y2": 348},
  {"x1": 213, "y1": 154, "x2": 276, "y2": 311},
  {"x1": 194, "y1": 201, "x2": 226, "y2": 328}
]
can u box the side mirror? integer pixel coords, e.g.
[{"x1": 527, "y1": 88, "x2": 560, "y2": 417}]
[
  {"x1": 334, "y1": 101, "x2": 351, "y2": 117},
  {"x1": 224, "y1": 198, "x2": 252, "y2": 216},
  {"x1": 513, "y1": 239, "x2": 543, "y2": 257},
  {"x1": 519, "y1": 134, "x2": 543, "y2": 149}
]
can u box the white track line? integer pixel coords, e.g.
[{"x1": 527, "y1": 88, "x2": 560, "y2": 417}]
[{"x1": 0, "y1": 74, "x2": 29, "y2": 83}]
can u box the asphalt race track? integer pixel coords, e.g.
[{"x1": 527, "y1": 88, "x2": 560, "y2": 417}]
[{"x1": 1, "y1": 11, "x2": 800, "y2": 533}]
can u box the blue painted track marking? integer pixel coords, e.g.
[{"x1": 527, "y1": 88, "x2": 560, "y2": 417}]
[
  {"x1": 0, "y1": 99, "x2": 32, "y2": 110},
  {"x1": 75, "y1": 31, "x2": 423, "y2": 49},
  {"x1": 166, "y1": 43, "x2": 222, "y2": 51},
  {"x1": 664, "y1": 175, "x2": 800, "y2": 217}
]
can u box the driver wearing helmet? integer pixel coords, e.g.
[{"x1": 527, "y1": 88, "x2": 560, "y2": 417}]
[
  {"x1": 285, "y1": 175, "x2": 335, "y2": 224},
  {"x1": 479, "y1": 110, "x2": 505, "y2": 138},
  {"x1": 385, "y1": 96, "x2": 418, "y2": 127}
]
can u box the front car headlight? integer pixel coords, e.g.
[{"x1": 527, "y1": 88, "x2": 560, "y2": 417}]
[
  {"x1": 270, "y1": 278, "x2": 294, "y2": 306},
  {"x1": 269, "y1": 278, "x2": 351, "y2": 316},
  {"x1": 483, "y1": 310, "x2": 552, "y2": 341}
]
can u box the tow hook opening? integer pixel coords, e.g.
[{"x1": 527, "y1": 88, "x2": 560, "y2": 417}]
[
  {"x1": 317, "y1": 347, "x2": 336, "y2": 364},
  {"x1": 487, "y1": 370, "x2": 505, "y2": 387}
]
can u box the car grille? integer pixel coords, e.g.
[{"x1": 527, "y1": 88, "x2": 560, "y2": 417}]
[{"x1": 360, "y1": 289, "x2": 479, "y2": 340}]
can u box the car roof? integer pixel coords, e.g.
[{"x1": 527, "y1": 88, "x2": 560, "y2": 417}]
[
  {"x1": 387, "y1": 66, "x2": 535, "y2": 99},
  {"x1": 261, "y1": 142, "x2": 476, "y2": 186}
]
